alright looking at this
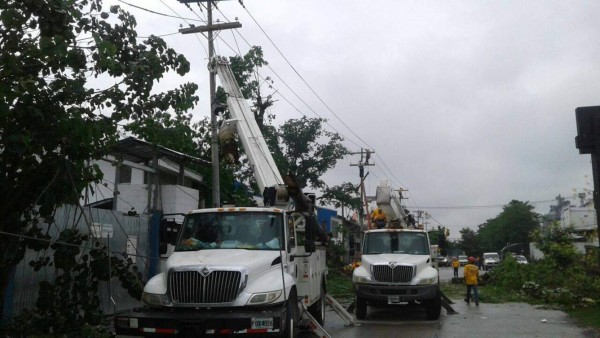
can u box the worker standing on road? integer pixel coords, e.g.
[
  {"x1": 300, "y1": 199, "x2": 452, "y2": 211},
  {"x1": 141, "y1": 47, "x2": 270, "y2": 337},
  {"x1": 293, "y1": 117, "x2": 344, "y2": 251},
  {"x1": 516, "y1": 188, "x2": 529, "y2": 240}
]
[
  {"x1": 464, "y1": 256, "x2": 480, "y2": 306},
  {"x1": 452, "y1": 257, "x2": 460, "y2": 278}
]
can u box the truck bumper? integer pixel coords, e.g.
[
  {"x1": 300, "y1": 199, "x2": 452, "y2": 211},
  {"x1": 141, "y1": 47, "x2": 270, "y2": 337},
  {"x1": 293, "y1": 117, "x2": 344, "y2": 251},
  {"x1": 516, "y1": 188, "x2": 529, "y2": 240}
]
[
  {"x1": 115, "y1": 305, "x2": 285, "y2": 337},
  {"x1": 353, "y1": 283, "x2": 439, "y2": 303}
]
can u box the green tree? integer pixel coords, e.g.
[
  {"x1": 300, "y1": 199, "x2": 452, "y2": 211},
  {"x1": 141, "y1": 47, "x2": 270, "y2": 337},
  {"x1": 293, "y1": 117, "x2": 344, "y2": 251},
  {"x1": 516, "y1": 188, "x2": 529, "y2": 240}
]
[
  {"x1": 428, "y1": 226, "x2": 449, "y2": 255},
  {"x1": 0, "y1": 0, "x2": 197, "y2": 327},
  {"x1": 532, "y1": 222, "x2": 580, "y2": 266},
  {"x1": 221, "y1": 48, "x2": 348, "y2": 193},
  {"x1": 276, "y1": 116, "x2": 348, "y2": 189},
  {"x1": 319, "y1": 182, "x2": 362, "y2": 218},
  {"x1": 228, "y1": 46, "x2": 273, "y2": 129},
  {"x1": 477, "y1": 200, "x2": 539, "y2": 254},
  {"x1": 458, "y1": 227, "x2": 479, "y2": 256}
]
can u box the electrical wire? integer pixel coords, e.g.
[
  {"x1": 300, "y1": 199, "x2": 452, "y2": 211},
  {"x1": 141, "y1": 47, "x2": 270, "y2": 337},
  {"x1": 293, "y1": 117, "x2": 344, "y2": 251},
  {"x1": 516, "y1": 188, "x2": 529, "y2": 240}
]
[{"x1": 118, "y1": 0, "x2": 206, "y2": 23}]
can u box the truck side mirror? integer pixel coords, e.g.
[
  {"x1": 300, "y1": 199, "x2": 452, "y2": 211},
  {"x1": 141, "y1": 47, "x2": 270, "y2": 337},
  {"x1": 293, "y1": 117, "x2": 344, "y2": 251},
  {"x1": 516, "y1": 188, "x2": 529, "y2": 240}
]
[
  {"x1": 159, "y1": 241, "x2": 168, "y2": 255},
  {"x1": 304, "y1": 216, "x2": 316, "y2": 253}
]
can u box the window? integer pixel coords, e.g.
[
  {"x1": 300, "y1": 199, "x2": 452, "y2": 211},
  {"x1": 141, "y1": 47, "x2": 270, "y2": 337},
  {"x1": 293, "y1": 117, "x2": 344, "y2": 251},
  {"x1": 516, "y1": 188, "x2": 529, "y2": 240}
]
[{"x1": 119, "y1": 165, "x2": 132, "y2": 184}]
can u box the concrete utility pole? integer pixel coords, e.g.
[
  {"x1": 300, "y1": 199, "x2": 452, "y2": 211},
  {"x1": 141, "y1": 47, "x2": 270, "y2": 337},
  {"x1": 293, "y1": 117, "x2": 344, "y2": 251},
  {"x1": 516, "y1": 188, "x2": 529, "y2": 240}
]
[
  {"x1": 575, "y1": 106, "x2": 600, "y2": 266},
  {"x1": 178, "y1": 0, "x2": 241, "y2": 207},
  {"x1": 350, "y1": 149, "x2": 375, "y2": 229}
]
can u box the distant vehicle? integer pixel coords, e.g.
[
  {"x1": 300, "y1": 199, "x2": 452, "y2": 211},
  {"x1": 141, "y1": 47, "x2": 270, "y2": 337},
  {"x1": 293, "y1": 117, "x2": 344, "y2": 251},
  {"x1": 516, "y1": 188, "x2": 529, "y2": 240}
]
[
  {"x1": 438, "y1": 256, "x2": 449, "y2": 267},
  {"x1": 483, "y1": 252, "x2": 501, "y2": 270},
  {"x1": 516, "y1": 255, "x2": 529, "y2": 264},
  {"x1": 458, "y1": 255, "x2": 468, "y2": 266}
]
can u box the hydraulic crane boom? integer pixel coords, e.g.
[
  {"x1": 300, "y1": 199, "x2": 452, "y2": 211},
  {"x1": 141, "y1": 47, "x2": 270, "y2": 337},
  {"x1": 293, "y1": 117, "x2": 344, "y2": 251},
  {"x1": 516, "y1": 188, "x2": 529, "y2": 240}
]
[
  {"x1": 375, "y1": 179, "x2": 414, "y2": 228},
  {"x1": 210, "y1": 56, "x2": 285, "y2": 203}
]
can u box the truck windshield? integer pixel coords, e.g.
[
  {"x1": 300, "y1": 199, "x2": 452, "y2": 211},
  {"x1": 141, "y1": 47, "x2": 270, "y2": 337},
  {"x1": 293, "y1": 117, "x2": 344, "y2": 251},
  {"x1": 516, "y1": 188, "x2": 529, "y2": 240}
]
[
  {"x1": 175, "y1": 212, "x2": 284, "y2": 251},
  {"x1": 363, "y1": 232, "x2": 429, "y2": 255}
]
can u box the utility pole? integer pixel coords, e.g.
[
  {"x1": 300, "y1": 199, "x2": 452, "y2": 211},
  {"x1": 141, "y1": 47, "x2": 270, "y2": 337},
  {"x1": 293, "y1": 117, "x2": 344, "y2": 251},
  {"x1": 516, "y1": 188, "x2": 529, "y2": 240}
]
[
  {"x1": 350, "y1": 149, "x2": 375, "y2": 229},
  {"x1": 575, "y1": 106, "x2": 600, "y2": 267},
  {"x1": 178, "y1": 0, "x2": 241, "y2": 207}
]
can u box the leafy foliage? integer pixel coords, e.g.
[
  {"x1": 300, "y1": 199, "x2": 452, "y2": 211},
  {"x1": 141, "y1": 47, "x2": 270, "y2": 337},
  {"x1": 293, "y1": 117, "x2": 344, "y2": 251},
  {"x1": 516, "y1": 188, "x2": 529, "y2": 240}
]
[
  {"x1": 428, "y1": 226, "x2": 450, "y2": 255},
  {"x1": 276, "y1": 116, "x2": 348, "y2": 189},
  {"x1": 319, "y1": 182, "x2": 362, "y2": 216},
  {"x1": 458, "y1": 227, "x2": 479, "y2": 256},
  {"x1": 477, "y1": 200, "x2": 539, "y2": 253},
  {"x1": 532, "y1": 222, "x2": 581, "y2": 266},
  {"x1": 0, "y1": 0, "x2": 196, "y2": 331},
  {"x1": 218, "y1": 48, "x2": 348, "y2": 194},
  {"x1": 486, "y1": 225, "x2": 600, "y2": 308},
  {"x1": 4, "y1": 229, "x2": 142, "y2": 335}
]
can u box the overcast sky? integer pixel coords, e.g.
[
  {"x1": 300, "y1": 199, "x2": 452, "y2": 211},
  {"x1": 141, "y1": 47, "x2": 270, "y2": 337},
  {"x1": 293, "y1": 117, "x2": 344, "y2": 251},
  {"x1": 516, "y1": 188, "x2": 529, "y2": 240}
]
[{"x1": 107, "y1": 0, "x2": 598, "y2": 239}]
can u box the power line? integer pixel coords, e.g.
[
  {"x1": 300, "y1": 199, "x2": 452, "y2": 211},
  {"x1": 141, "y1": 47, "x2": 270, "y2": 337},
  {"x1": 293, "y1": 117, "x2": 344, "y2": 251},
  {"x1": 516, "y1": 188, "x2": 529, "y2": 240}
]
[
  {"x1": 241, "y1": 5, "x2": 374, "y2": 151},
  {"x1": 118, "y1": 0, "x2": 205, "y2": 23},
  {"x1": 406, "y1": 199, "x2": 556, "y2": 210},
  {"x1": 125, "y1": 1, "x2": 414, "y2": 204},
  {"x1": 210, "y1": 7, "x2": 364, "y2": 150}
]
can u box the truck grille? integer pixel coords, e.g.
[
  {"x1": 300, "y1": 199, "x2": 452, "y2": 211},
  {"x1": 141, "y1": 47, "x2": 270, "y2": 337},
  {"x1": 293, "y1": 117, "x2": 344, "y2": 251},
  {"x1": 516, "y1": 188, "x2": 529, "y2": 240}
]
[
  {"x1": 169, "y1": 270, "x2": 242, "y2": 303},
  {"x1": 372, "y1": 265, "x2": 414, "y2": 283}
]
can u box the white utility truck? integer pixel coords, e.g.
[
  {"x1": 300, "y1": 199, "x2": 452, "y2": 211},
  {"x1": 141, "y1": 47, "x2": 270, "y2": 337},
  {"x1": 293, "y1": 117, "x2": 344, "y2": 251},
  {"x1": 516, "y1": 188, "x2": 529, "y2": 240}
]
[
  {"x1": 115, "y1": 57, "x2": 327, "y2": 337},
  {"x1": 352, "y1": 180, "x2": 441, "y2": 320}
]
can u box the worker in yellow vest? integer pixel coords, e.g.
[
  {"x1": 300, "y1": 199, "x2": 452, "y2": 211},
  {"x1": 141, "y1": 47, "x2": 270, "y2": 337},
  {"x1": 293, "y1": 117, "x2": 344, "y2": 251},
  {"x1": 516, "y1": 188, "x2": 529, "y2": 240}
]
[
  {"x1": 451, "y1": 257, "x2": 460, "y2": 278},
  {"x1": 371, "y1": 207, "x2": 387, "y2": 229},
  {"x1": 464, "y1": 256, "x2": 480, "y2": 306}
]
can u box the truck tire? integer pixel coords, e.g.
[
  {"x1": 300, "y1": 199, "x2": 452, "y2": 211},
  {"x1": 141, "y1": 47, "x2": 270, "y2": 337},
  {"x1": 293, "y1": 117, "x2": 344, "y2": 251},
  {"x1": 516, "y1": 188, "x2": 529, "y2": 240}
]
[
  {"x1": 424, "y1": 289, "x2": 442, "y2": 320},
  {"x1": 308, "y1": 281, "x2": 326, "y2": 325},
  {"x1": 355, "y1": 295, "x2": 367, "y2": 320},
  {"x1": 283, "y1": 289, "x2": 299, "y2": 338}
]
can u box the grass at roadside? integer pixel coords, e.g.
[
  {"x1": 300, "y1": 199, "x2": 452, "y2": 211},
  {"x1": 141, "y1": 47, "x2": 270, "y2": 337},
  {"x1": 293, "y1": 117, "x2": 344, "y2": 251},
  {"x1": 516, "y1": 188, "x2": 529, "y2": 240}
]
[
  {"x1": 566, "y1": 307, "x2": 600, "y2": 331},
  {"x1": 326, "y1": 271, "x2": 354, "y2": 299},
  {"x1": 440, "y1": 280, "x2": 536, "y2": 304}
]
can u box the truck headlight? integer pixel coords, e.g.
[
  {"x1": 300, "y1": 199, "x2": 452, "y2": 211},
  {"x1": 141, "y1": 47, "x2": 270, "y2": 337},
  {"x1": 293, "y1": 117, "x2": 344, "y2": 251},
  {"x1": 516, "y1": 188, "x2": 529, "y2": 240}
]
[
  {"x1": 248, "y1": 290, "x2": 282, "y2": 305},
  {"x1": 142, "y1": 292, "x2": 167, "y2": 306},
  {"x1": 352, "y1": 274, "x2": 372, "y2": 283},
  {"x1": 418, "y1": 276, "x2": 437, "y2": 285}
]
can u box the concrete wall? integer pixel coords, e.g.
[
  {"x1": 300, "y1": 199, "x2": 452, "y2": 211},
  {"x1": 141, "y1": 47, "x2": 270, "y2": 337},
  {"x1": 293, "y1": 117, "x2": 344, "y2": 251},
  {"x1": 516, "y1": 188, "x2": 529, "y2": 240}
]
[
  {"x1": 160, "y1": 185, "x2": 199, "y2": 215},
  {"x1": 561, "y1": 207, "x2": 596, "y2": 230}
]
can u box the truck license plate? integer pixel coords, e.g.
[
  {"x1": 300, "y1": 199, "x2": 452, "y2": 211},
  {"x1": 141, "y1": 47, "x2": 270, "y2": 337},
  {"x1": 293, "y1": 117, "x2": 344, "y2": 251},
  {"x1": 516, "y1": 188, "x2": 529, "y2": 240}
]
[
  {"x1": 388, "y1": 295, "x2": 401, "y2": 304},
  {"x1": 251, "y1": 317, "x2": 274, "y2": 329}
]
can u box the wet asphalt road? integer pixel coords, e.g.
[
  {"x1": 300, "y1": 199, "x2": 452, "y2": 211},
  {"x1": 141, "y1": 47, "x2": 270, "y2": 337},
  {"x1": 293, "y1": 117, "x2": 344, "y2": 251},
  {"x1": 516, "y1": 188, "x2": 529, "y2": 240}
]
[{"x1": 299, "y1": 267, "x2": 600, "y2": 338}]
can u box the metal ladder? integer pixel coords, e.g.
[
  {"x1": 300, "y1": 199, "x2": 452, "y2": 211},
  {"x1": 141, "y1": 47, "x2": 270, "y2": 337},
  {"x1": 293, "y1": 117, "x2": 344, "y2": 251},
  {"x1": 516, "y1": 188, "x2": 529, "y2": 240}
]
[{"x1": 299, "y1": 294, "x2": 359, "y2": 338}]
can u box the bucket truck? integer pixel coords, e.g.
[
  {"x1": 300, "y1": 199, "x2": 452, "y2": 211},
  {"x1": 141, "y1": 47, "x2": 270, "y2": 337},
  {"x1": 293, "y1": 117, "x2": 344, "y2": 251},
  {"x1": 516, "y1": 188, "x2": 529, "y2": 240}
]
[
  {"x1": 115, "y1": 57, "x2": 328, "y2": 337},
  {"x1": 352, "y1": 179, "x2": 442, "y2": 320}
]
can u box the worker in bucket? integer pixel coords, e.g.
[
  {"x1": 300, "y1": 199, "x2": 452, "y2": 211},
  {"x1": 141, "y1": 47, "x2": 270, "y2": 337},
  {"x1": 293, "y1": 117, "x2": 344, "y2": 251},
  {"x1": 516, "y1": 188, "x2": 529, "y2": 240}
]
[{"x1": 371, "y1": 207, "x2": 387, "y2": 229}]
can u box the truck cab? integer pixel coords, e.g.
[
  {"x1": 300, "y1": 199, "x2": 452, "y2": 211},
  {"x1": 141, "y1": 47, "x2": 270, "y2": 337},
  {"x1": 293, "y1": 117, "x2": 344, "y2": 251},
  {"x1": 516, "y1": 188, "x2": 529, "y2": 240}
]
[{"x1": 352, "y1": 228, "x2": 441, "y2": 320}]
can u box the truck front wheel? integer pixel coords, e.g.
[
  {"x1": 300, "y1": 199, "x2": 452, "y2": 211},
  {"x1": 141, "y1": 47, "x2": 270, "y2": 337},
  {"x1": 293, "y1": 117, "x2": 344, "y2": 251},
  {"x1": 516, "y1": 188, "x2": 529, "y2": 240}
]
[
  {"x1": 283, "y1": 289, "x2": 299, "y2": 338},
  {"x1": 355, "y1": 295, "x2": 367, "y2": 320},
  {"x1": 424, "y1": 290, "x2": 442, "y2": 320}
]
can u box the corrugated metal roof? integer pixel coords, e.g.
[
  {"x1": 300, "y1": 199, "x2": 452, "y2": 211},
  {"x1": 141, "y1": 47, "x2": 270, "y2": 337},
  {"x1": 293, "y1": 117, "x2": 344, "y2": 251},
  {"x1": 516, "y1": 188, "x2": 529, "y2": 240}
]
[{"x1": 111, "y1": 137, "x2": 210, "y2": 166}]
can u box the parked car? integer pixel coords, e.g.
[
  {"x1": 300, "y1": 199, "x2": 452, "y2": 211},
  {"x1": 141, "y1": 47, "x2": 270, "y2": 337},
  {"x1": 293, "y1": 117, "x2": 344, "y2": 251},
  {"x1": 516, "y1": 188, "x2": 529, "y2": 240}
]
[
  {"x1": 483, "y1": 252, "x2": 501, "y2": 270},
  {"x1": 458, "y1": 255, "x2": 468, "y2": 266},
  {"x1": 438, "y1": 256, "x2": 449, "y2": 267},
  {"x1": 516, "y1": 255, "x2": 528, "y2": 264}
]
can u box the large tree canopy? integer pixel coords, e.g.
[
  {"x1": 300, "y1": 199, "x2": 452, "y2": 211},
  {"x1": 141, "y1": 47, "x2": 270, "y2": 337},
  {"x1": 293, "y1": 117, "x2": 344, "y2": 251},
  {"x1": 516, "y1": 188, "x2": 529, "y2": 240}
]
[
  {"x1": 0, "y1": 0, "x2": 198, "y2": 325},
  {"x1": 477, "y1": 200, "x2": 539, "y2": 253}
]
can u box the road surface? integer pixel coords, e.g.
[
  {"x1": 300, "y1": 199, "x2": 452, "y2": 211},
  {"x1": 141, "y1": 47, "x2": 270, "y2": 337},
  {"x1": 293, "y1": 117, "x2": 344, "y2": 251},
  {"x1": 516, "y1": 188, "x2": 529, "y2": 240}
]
[{"x1": 300, "y1": 266, "x2": 599, "y2": 338}]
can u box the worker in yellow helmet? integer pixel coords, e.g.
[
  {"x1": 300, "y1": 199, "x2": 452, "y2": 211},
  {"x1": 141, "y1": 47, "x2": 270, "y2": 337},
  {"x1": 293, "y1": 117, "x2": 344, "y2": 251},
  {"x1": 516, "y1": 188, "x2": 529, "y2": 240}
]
[
  {"x1": 464, "y1": 256, "x2": 480, "y2": 306},
  {"x1": 371, "y1": 207, "x2": 387, "y2": 229}
]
